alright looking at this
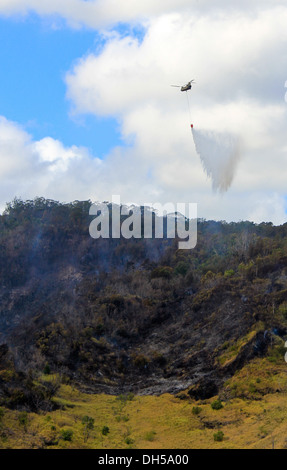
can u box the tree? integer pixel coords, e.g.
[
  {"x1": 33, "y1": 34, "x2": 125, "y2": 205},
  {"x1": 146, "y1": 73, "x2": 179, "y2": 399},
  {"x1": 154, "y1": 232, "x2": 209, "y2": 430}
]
[
  {"x1": 82, "y1": 415, "x2": 95, "y2": 442},
  {"x1": 214, "y1": 430, "x2": 224, "y2": 442},
  {"x1": 211, "y1": 399, "x2": 223, "y2": 410},
  {"x1": 102, "y1": 425, "x2": 110, "y2": 436},
  {"x1": 18, "y1": 411, "x2": 28, "y2": 432}
]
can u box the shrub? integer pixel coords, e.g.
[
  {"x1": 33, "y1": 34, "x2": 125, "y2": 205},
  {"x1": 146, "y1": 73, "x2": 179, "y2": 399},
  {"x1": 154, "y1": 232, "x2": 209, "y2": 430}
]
[
  {"x1": 0, "y1": 407, "x2": 4, "y2": 428},
  {"x1": 116, "y1": 392, "x2": 134, "y2": 404},
  {"x1": 82, "y1": 415, "x2": 95, "y2": 430},
  {"x1": 61, "y1": 429, "x2": 73, "y2": 441},
  {"x1": 144, "y1": 430, "x2": 156, "y2": 441},
  {"x1": 82, "y1": 415, "x2": 95, "y2": 441},
  {"x1": 151, "y1": 266, "x2": 173, "y2": 280},
  {"x1": 224, "y1": 269, "x2": 235, "y2": 278},
  {"x1": 192, "y1": 406, "x2": 202, "y2": 415},
  {"x1": 132, "y1": 354, "x2": 149, "y2": 369},
  {"x1": 211, "y1": 399, "x2": 223, "y2": 410},
  {"x1": 152, "y1": 351, "x2": 166, "y2": 366},
  {"x1": 125, "y1": 437, "x2": 134, "y2": 445},
  {"x1": 95, "y1": 323, "x2": 105, "y2": 335},
  {"x1": 278, "y1": 301, "x2": 287, "y2": 320},
  {"x1": 214, "y1": 431, "x2": 224, "y2": 442},
  {"x1": 248, "y1": 383, "x2": 257, "y2": 394},
  {"x1": 267, "y1": 339, "x2": 286, "y2": 364},
  {"x1": 43, "y1": 363, "x2": 51, "y2": 375},
  {"x1": 102, "y1": 426, "x2": 110, "y2": 436},
  {"x1": 174, "y1": 261, "x2": 189, "y2": 276},
  {"x1": 18, "y1": 411, "x2": 28, "y2": 431}
]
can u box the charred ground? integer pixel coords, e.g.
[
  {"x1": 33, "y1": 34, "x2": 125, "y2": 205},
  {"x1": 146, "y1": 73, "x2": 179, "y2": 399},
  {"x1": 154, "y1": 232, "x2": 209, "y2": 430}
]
[{"x1": 0, "y1": 197, "x2": 287, "y2": 410}]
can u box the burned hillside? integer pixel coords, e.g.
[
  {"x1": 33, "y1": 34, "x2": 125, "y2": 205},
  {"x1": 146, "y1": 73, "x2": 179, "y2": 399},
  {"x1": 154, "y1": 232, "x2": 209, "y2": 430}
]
[{"x1": 0, "y1": 197, "x2": 287, "y2": 401}]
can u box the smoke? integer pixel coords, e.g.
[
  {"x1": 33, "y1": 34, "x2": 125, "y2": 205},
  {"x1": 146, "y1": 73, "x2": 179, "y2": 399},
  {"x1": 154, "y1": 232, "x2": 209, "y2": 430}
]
[{"x1": 192, "y1": 127, "x2": 242, "y2": 192}]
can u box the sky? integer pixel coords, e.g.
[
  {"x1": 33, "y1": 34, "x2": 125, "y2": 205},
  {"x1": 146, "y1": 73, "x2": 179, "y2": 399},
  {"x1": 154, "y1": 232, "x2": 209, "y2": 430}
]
[{"x1": 0, "y1": 0, "x2": 287, "y2": 224}]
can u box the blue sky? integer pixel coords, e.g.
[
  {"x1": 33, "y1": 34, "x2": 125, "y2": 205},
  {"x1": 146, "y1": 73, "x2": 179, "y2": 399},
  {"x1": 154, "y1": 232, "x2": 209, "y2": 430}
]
[
  {"x1": 0, "y1": 1, "x2": 286, "y2": 224},
  {"x1": 0, "y1": 15, "x2": 122, "y2": 157}
]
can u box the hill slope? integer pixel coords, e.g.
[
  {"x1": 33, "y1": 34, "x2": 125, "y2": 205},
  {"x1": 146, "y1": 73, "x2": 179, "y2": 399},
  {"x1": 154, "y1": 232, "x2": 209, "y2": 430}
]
[{"x1": 0, "y1": 197, "x2": 287, "y2": 410}]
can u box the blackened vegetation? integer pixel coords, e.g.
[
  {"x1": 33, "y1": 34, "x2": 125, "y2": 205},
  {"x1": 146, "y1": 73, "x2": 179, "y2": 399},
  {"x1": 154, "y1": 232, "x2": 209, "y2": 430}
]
[
  {"x1": 0, "y1": 344, "x2": 59, "y2": 412},
  {"x1": 0, "y1": 197, "x2": 287, "y2": 405}
]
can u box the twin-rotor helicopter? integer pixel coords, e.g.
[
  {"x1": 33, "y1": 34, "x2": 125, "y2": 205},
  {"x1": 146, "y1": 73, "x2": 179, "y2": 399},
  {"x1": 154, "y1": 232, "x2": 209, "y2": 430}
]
[
  {"x1": 171, "y1": 79, "x2": 195, "y2": 128},
  {"x1": 171, "y1": 79, "x2": 195, "y2": 92}
]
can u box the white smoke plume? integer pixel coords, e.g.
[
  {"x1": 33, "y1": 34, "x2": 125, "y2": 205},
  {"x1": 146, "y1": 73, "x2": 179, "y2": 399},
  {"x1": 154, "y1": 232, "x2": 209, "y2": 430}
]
[{"x1": 191, "y1": 127, "x2": 241, "y2": 192}]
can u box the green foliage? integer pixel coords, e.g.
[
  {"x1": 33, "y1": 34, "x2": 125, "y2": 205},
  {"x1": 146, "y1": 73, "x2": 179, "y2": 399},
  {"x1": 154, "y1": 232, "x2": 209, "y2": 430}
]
[
  {"x1": 18, "y1": 411, "x2": 28, "y2": 431},
  {"x1": 211, "y1": 399, "x2": 223, "y2": 410},
  {"x1": 81, "y1": 415, "x2": 95, "y2": 441},
  {"x1": 267, "y1": 339, "x2": 286, "y2": 364},
  {"x1": 174, "y1": 261, "x2": 189, "y2": 276},
  {"x1": 278, "y1": 302, "x2": 287, "y2": 320},
  {"x1": 192, "y1": 406, "x2": 202, "y2": 415},
  {"x1": 61, "y1": 429, "x2": 73, "y2": 441},
  {"x1": 151, "y1": 266, "x2": 173, "y2": 279},
  {"x1": 83, "y1": 327, "x2": 94, "y2": 338},
  {"x1": 2, "y1": 197, "x2": 287, "y2": 427},
  {"x1": 101, "y1": 426, "x2": 110, "y2": 436},
  {"x1": 201, "y1": 270, "x2": 216, "y2": 283},
  {"x1": 213, "y1": 430, "x2": 224, "y2": 442},
  {"x1": 248, "y1": 383, "x2": 257, "y2": 394},
  {"x1": 125, "y1": 437, "x2": 134, "y2": 445},
  {"x1": 144, "y1": 430, "x2": 156, "y2": 441},
  {"x1": 224, "y1": 269, "x2": 235, "y2": 278},
  {"x1": 82, "y1": 415, "x2": 95, "y2": 430}
]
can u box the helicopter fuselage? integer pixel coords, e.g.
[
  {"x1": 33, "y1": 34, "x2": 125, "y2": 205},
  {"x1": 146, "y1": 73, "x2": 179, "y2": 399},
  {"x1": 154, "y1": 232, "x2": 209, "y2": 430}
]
[{"x1": 181, "y1": 84, "x2": 192, "y2": 92}]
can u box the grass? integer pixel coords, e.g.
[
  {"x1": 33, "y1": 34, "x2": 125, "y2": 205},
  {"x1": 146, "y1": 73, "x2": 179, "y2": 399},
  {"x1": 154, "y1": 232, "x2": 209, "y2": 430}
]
[
  {"x1": 217, "y1": 329, "x2": 258, "y2": 368},
  {"x1": 1, "y1": 357, "x2": 287, "y2": 449}
]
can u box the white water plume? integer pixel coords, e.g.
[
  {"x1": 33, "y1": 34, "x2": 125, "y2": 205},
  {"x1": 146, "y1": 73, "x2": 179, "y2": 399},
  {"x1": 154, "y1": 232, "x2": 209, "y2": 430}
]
[{"x1": 192, "y1": 128, "x2": 241, "y2": 192}]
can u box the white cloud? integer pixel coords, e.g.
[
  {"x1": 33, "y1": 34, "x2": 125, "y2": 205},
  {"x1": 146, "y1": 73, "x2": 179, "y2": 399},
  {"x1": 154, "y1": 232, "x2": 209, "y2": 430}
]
[
  {"x1": 65, "y1": 8, "x2": 287, "y2": 114},
  {"x1": 0, "y1": 3, "x2": 287, "y2": 224},
  {"x1": 0, "y1": 116, "x2": 102, "y2": 208},
  {"x1": 63, "y1": 8, "x2": 287, "y2": 224},
  {"x1": 32, "y1": 137, "x2": 88, "y2": 172},
  {"x1": 0, "y1": 0, "x2": 194, "y2": 28},
  {"x1": 247, "y1": 192, "x2": 287, "y2": 225},
  {"x1": 0, "y1": 113, "x2": 286, "y2": 225},
  {"x1": 0, "y1": 1, "x2": 287, "y2": 29},
  {"x1": 0, "y1": 115, "x2": 164, "y2": 211}
]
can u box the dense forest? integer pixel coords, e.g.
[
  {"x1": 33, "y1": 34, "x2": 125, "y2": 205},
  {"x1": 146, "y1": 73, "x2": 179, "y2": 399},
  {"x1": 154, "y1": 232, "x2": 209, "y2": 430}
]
[{"x1": 0, "y1": 197, "x2": 287, "y2": 413}]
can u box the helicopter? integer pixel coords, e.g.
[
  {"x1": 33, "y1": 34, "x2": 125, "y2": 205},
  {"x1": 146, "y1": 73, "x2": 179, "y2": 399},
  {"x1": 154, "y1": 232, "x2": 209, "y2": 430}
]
[{"x1": 171, "y1": 79, "x2": 195, "y2": 92}]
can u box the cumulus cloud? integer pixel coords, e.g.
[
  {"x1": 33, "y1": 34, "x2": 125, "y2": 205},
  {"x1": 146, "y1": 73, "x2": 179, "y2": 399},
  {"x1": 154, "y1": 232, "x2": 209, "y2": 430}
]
[
  {"x1": 0, "y1": 115, "x2": 164, "y2": 211},
  {"x1": 65, "y1": 8, "x2": 287, "y2": 114},
  {"x1": 32, "y1": 137, "x2": 88, "y2": 172},
  {"x1": 0, "y1": 2, "x2": 287, "y2": 224},
  {"x1": 0, "y1": 113, "x2": 286, "y2": 225},
  {"x1": 64, "y1": 9, "x2": 287, "y2": 207},
  {"x1": 0, "y1": 0, "x2": 287, "y2": 29},
  {"x1": 0, "y1": 0, "x2": 199, "y2": 28},
  {"x1": 0, "y1": 116, "x2": 101, "y2": 208}
]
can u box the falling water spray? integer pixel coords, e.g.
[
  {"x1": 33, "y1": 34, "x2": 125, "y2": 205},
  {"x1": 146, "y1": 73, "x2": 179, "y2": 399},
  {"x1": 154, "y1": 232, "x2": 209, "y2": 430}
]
[{"x1": 191, "y1": 127, "x2": 242, "y2": 192}]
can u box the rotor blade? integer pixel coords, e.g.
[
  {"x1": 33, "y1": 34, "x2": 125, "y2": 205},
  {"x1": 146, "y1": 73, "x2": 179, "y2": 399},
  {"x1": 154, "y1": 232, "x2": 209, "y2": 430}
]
[{"x1": 171, "y1": 85, "x2": 181, "y2": 87}]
